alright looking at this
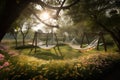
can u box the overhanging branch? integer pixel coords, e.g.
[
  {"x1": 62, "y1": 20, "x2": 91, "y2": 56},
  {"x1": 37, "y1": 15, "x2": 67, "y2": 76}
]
[
  {"x1": 28, "y1": 8, "x2": 59, "y2": 28},
  {"x1": 56, "y1": 0, "x2": 66, "y2": 18},
  {"x1": 29, "y1": 0, "x2": 80, "y2": 28},
  {"x1": 32, "y1": 0, "x2": 80, "y2": 10}
]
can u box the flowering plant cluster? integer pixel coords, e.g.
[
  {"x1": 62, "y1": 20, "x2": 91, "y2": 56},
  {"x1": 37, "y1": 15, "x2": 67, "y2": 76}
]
[
  {"x1": 0, "y1": 53, "x2": 10, "y2": 70},
  {"x1": 0, "y1": 44, "x2": 17, "y2": 70},
  {"x1": 3, "y1": 52, "x2": 119, "y2": 80}
]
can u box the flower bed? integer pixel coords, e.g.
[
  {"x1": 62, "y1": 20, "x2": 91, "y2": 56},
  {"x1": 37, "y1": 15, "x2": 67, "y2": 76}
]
[{"x1": 1, "y1": 52, "x2": 120, "y2": 80}]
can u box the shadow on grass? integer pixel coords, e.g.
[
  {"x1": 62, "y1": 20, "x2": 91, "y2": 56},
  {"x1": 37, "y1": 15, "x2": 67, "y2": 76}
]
[
  {"x1": 15, "y1": 45, "x2": 36, "y2": 49},
  {"x1": 30, "y1": 50, "x2": 63, "y2": 60},
  {"x1": 14, "y1": 45, "x2": 63, "y2": 60}
]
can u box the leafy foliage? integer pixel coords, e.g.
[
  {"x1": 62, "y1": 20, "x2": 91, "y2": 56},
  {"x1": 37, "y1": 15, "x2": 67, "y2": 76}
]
[{"x1": 0, "y1": 44, "x2": 120, "y2": 80}]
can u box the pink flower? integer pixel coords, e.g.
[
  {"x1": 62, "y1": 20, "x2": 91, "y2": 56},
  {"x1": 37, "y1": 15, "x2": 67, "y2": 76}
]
[
  {"x1": 0, "y1": 44, "x2": 8, "y2": 50},
  {"x1": 0, "y1": 65, "x2": 3, "y2": 69},
  {"x1": 8, "y1": 51, "x2": 18, "y2": 56},
  {"x1": 0, "y1": 54, "x2": 4, "y2": 61},
  {"x1": 8, "y1": 52, "x2": 15, "y2": 55},
  {"x1": 3, "y1": 62, "x2": 9, "y2": 67}
]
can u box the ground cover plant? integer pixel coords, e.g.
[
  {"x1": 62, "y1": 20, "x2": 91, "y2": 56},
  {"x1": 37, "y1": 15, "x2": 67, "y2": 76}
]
[{"x1": 0, "y1": 43, "x2": 120, "y2": 80}]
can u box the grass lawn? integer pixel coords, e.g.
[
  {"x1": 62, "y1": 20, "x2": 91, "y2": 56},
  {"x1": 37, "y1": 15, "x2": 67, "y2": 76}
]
[{"x1": 0, "y1": 40, "x2": 120, "y2": 80}]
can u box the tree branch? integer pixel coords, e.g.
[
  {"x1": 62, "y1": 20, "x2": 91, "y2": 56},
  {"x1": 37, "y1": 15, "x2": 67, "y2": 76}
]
[
  {"x1": 32, "y1": 0, "x2": 80, "y2": 10},
  {"x1": 28, "y1": 8, "x2": 59, "y2": 28},
  {"x1": 56, "y1": 0, "x2": 66, "y2": 18}
]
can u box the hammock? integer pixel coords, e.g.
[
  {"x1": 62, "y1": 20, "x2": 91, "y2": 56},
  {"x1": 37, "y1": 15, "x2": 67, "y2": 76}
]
[
  {"x1": 68, "y1": 37, "x2": 99, "y2": 51},
  {"x1": 37, "y1": 33, "x2": 57, "y2": 50},
  {"x1": 38, "y1": 44, "x2": 56, "y2": 49}
]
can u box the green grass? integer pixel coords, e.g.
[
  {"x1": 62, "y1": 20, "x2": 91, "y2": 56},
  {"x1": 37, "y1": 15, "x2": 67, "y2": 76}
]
[
  {"x1": 1, "y1": 40, "x2": 120, "y2": 80},
  {"x1": 15, "y1": 44, "x2": 82, "y2": 60}
]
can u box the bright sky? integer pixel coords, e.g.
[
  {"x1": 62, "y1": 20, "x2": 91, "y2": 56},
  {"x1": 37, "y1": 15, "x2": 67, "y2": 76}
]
[
  {"x1": 32, "y1": 23, "x2": 45, "y2": 32},
  {"x1": 31, "y1": 9, "x2": 58, "y2": 33},
  {"x1": 40, "y1": 11, "x2": 50, "y2": 21},
  {"x1": 32, "y1": 23, "x2": 57, "y2": 33},
  {"x1": 32, "y1": 4, "x2": 66, "y2": 33}
]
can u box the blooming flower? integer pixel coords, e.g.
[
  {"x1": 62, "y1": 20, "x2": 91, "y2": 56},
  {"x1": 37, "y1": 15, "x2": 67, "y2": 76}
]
[
  {"x1": 0, "y1": 44, "x2": 8, "y2": 50},
  {"x1": 0, "y1": 54, "x2": 4, "y2": 61},
  {"x1": 8, "y1": 51, "x2": 18, "y2": 56},
  {"x1": 3, "y1": 62, "x2": 9, "y2": 67},
  {"x1": 0, "y1": 65, "x2": 3, "y2": 69}
]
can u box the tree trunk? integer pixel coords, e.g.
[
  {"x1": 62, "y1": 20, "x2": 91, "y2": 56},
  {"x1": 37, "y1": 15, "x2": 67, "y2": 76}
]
[
  {"x1": 0, "y1": 0, "x2": 30, "y2": 42},
  {"x1": 23, "y1": 37, "x2": 25, "y2": 46},
  {"x1": 46, "y1": 33, "x2": 49, "y2": 47},
  {"x1": 15, "y1": 38, "x2": 18, "y2": 47}
]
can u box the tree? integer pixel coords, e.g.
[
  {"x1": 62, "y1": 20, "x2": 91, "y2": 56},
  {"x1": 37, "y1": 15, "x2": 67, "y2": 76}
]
[
  {"x1": 19, "y1": 20, "x2": 30, "y2": 46},
  {"x1": 67, "y1": 0, "x2": 120, "y2": 51},
  {"x1": 0, "y1": 0, "x2": 31, "y2": 42},
  {"x1": 83, "y1": 0, "x2": 120, "y2": 51},
  {"x1": 0, "y1": 0, "x2": 80, "y2": 42},
  {"x1": 9, "y1": 22, "x2": 19, "y2": 47}
]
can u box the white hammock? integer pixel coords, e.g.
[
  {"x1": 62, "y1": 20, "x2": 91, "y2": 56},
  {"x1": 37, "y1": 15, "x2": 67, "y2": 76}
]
[
  {"x1": 38, "y1": 44, "x2": 56, "y2": 49},
  {"x1": 37, "y1": 40, "x2": 56, "y2": 50},
  {"x1": 68, "y1": 38, "x2": 99, "y2": 51}
]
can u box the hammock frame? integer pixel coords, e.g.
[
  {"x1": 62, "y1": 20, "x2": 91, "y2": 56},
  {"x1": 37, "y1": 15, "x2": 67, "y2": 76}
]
[
  {"x1": 29, "y1": 31, "x2": 63, "y2": 57},
  {"x1": 67, "y1": 31, "x2": 107, "y2": 52},
  {"x1": 68, "y1": 37, "x2": 99, "y2": 51}
]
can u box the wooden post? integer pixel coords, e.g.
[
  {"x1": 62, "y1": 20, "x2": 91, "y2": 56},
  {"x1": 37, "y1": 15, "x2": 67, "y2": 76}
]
[
  {"x1": 97, "y1": 32, "x2": 107, "y2": 52},
  {"x1": 81, "y1": 33, "x2": 85, "y2": 48},
  {"x1": 35, "y1": 32, "x2": 38, "y2": 53},
  {"x1": 100, "y1": 32, "x2": 107, "y2": 52},
  {"x1": 29, "y1": 31, "x2": 37, "y2": 54},
  {"x1": 54, "y1": 33, "x2": 63, "y2": 58},
  {"x1": 96, "y1": 33, "x2": 100, "y2": 50},
  {"x1": 85, "y1": 33, "x2": 90, "y2": 44},
  {"x1": 46, "y1": 33, "x2": 49, "y2": 47}
]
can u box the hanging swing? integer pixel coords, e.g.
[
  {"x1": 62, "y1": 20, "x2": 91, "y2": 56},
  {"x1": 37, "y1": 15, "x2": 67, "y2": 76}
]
[
  {"x1": 29, "y1": 30, "x2": 63, "y2": 57},
  {"x1": 68, "y1": 36, "x2": 99, "y2": 51},
  {"x1": 36, "y1": 31, "x2": 57, "y2": 50}
]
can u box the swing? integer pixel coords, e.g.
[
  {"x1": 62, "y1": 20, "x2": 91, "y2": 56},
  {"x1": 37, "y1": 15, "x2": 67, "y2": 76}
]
[
  {"x1": 68, "y1": 37, "x2": 99, "y2": 51},
  {"x1": 37, "y1": 31, "x2": 57, "y2": 50}
]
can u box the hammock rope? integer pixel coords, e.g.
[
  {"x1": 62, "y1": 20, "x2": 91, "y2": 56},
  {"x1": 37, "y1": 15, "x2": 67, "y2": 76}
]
[
  {"x1": 68, "y1": 37, "x2": 99, "y2": 51},
  {"x1": 38, "y1": 44, "x2": 56, "y2": 49},
  {"x1": 37, "y1": 41, "x2": 56, "y2": 49},
  {"x1": 37, "y1": 32, "x2": 57, "y2": 50}
]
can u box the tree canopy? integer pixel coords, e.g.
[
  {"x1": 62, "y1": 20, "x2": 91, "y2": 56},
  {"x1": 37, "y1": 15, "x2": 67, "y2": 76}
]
[
  {"x1": 0, "y1": 0, "x2": 120, "y2": 51},
  {"x1": 65, "y1": 0, "x2": 120, "y2": 51},
  {"x1": 0, "y1": 0, "x2": 80, "y2": 41}
]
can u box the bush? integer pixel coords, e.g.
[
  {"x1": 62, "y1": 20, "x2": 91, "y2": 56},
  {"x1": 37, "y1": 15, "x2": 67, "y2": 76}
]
[{"x1": 0, "y1": 52, "x2": 120, "y2": 80}]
